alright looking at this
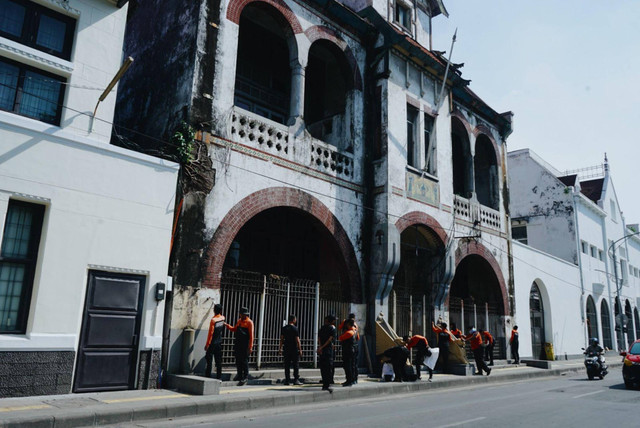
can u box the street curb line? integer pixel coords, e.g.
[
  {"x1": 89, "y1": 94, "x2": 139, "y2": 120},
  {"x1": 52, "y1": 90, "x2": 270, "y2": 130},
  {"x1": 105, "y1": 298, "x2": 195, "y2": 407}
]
[{"x1": 0, "y1": 363, "x2": 622, "y2": 428}]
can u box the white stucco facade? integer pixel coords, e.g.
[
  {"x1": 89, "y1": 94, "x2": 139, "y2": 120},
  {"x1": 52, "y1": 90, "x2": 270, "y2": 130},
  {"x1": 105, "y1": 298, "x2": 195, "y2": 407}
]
[{"x1": 0, "y1": 0, "x2": 179, "y2": 396}]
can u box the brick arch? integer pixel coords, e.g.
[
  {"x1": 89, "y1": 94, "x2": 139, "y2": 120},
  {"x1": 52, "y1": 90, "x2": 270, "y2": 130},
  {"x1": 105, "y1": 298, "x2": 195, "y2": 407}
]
[
  {"x1": 473, "y1": 125, "x2": 502, "y2": 167},
  {"x1": 226, "y1": 0, "x2": 303, "y2": 34},
  {"x1": 451, "y1": 110, "x2": 473, "y2": 141},
  {"x1": 305, "y1": 25, "x2": 363, "y2": 91},
  {"x1": 453, "y1": 240, "x2": 509, "y2": 315},
  {"x1": 394, "y1": 211, "x2": 448, "y2": 245},
  {"x1": 203, "y1": 187, "x2": 362, "y2": 303}
]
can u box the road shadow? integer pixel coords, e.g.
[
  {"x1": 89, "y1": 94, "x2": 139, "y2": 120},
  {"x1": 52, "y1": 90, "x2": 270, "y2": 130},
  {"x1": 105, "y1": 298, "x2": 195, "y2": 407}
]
[{"x1": 609, "y1": 383, "x2": 639, "y2": 391}]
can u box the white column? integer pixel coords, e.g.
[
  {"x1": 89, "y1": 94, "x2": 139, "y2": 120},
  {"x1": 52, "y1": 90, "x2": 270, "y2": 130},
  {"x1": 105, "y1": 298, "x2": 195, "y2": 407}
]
[{"x1": 288, "y1": 61, "x2": 305, "y2": 125}]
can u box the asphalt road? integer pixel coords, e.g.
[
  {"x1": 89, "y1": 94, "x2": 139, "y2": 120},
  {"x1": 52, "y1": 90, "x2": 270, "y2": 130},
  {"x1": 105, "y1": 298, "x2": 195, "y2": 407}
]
[{"x1": 127, "y1": 370, "x2": 639, "y2": 428}]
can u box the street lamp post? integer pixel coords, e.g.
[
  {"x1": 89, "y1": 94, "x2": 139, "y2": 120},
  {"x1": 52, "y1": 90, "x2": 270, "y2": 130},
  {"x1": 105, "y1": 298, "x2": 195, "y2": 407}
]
[{"x1": 608, "y1": 230, "x2": 640, "y2": 350}]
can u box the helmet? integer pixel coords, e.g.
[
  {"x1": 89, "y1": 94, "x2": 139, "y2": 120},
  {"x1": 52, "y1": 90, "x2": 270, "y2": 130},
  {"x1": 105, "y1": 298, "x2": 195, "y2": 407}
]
[{"x1": 590, "y1": 337, "x2": 599, "y2": 345}]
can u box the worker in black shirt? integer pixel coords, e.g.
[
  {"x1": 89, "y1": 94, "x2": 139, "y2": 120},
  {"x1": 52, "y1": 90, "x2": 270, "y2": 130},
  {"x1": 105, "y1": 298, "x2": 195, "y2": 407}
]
[
  {"x1": 317, "y1": 314, "x2": 336, "y2": 393},
  {"x1": 204, "y1": 304, "x2": 225, "y2": 379},
  {"x1": 279, "y1": 314, "x2": 303, "y2": 385},
  {"x1": 382, "y1": 342, "x2": 410, "y2": 382}
]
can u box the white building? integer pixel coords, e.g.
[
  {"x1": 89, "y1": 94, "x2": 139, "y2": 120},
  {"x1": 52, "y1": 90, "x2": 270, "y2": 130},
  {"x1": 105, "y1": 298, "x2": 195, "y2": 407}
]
[
  {"x1": 0, "y1": 0, "x2": 179, "y2": 397},
  {"x1": 509, "y1": 149, "x2": 640, "y2": 360}
]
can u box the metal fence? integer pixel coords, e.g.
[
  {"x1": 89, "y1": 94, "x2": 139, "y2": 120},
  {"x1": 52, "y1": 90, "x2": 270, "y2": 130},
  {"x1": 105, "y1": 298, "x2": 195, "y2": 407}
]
[{"x1": 220, "y1": 270, "x2": 349, "y2": 368}]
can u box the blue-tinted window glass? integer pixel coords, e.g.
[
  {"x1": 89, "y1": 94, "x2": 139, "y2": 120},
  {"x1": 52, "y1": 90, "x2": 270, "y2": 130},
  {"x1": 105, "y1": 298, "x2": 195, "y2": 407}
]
[
  {"x1": 19, "y1": 70, "x2": 62, "y2": 123},
  {"x1": 0, "y1": 262, "x2": 26, "y2": 332},
  {"x1": 0, "y1": 61, "x2": 19, "y2": 111},
  {"x1": 0, "y1": 0, "x2": 26, "y2": 37},
  {"x1": 1, "y1": 204, "x2": 34, "y2": 258},
  {"x1": 36, "y1": 14, "x2": 66, "y2": 54}
]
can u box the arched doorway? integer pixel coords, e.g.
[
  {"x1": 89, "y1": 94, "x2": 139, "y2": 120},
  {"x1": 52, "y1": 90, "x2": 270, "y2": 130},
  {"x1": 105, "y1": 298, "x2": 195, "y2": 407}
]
[
  {"x1": 234, "y1": 3, "x2": 295, "y2": 124},
  {"x1": 450, "y1": 254, "x2": 506, "y2": 359},
  {"x1": 615, "y1": 298, "x2": 624, "y2": 350},
  {"x1": 529, "y1": 283, "x2": 545, "y2": 360},
  {"x1": 625, "y1": 300, "x2": 635, "y2": 345},
  {"x1": 635, "y1": 308, "x2": 640, "y2": 344},
  {"x1": 389, "y1": 224, "x2": 445, "y2": 338},
  {"x1": 474, "y1": 134, "x2": 499, "y2": 210},
  {"x1": 586, "y1": 295, "x2": 598, "y2": 341},
  {"x1": 451, "y1": 117, "x2": 473, "y2": 199},
  {"x1": 601, "y1": 300, "x2": 613, "y2": 350}
]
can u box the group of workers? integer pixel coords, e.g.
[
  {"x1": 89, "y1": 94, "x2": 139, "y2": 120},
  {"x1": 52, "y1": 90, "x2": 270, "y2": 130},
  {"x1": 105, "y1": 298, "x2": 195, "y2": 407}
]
[
  {"x1": 204, "y1": 305, "x2": 522, "y2": 389},
  {"x1": 204, "y1": 305, "x2": 361, "y2": 391}
]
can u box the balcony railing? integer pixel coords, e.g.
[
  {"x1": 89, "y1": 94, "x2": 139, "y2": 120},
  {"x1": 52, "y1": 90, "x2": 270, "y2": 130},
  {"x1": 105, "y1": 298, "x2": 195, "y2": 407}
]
[
  {"x1": 454, "y1": 195, "x2": 502, "y2": 231},
  {"x1": 229, "y1": 107, "x2": 354, "y2": 180}
]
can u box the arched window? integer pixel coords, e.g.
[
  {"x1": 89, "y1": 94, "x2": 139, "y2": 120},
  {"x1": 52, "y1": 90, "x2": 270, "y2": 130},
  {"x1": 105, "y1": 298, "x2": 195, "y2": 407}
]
[
  {"x1": 474, "y1": 134, "x2": 499, "y2": 210},
  {"x1": 304, "y1": 40, "x2": 352, "y2": 148},
  {"x1": 586, "y1": 295, "x2": 598, "y2": 341},
  {"x1": 625, "y1": 300, "x2": 635, "y2": 345},
  {"x1": 451, "y1": 117, "x2": 473, "y2": 198},
  {"x1": 530, "y1": 283, "x2": 545, "y2": 360},
  {"x1": 601, "y1": 300, "x2": 613, "y2": 349},
  {"x1": 234, "y1": 4, "x2": 294, "y2": 124}
]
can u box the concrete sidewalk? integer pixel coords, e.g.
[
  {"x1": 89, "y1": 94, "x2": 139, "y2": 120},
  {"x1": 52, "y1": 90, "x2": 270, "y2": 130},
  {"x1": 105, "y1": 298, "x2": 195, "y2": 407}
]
[{"x1": 0, "y1": 358, "x2": 622, "y2": 428}]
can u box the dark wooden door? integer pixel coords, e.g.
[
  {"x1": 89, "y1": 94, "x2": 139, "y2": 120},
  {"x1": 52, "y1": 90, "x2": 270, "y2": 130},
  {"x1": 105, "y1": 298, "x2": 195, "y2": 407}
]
[{"x1": 73, "y1": 270, "x2": 145, "y2": 392}]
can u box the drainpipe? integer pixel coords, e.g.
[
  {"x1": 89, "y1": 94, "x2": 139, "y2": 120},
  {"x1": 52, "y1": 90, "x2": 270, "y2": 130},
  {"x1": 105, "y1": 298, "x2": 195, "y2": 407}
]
[{"x1": 572, "y1": 190, "x2": 587, "y2": 348}]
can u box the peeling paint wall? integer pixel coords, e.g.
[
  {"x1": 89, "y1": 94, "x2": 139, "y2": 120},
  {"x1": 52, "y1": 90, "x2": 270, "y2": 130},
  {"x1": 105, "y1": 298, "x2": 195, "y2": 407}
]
[{"x1": 508, "y1": 149, "x2": 577, "y2": 264}]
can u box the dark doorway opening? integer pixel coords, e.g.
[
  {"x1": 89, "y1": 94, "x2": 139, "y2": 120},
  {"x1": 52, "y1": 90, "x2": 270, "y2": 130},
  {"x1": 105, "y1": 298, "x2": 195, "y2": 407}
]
[{"x1": 529, "y1": 283, "x2": 545, "y2": 360}]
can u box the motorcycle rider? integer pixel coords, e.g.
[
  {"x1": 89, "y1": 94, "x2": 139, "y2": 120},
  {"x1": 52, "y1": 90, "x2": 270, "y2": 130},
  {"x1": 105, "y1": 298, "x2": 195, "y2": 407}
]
[{"x1": 584, "y1": 337, "x2": 607, "y2": 377}]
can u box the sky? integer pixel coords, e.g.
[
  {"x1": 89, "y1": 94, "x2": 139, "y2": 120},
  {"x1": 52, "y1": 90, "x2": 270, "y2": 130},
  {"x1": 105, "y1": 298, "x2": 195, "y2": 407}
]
[{"x1": 432, "y1": 0, "x2": 640, "y2": 223}]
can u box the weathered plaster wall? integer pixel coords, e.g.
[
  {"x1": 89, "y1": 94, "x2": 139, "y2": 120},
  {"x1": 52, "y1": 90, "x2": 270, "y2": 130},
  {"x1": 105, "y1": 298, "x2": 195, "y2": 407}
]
[
  {"x1": 508, "y1": 149, "x2": 577, "y2": 264},
  {"x1": 115, "y1": 0, "x2": 203, "y2": 146}
]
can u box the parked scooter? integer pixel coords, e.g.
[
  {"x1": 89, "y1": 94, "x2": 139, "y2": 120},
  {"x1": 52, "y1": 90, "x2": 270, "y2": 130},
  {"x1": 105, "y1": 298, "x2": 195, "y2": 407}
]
[{"x1": 582, "y1": 338, "x2": 608, "y2": 380}]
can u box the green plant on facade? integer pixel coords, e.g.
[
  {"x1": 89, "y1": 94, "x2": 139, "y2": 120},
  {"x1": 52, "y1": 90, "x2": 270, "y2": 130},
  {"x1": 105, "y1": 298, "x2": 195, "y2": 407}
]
[{"x1": 172, "y1": 122, "x2": 196, "y2": 164}]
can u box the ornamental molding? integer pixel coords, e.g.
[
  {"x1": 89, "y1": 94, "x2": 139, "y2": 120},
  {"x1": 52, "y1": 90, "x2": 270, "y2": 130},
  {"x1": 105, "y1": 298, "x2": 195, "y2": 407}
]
[{"x1": 0, "y1": 41, "x2": 74, "y2": 73}]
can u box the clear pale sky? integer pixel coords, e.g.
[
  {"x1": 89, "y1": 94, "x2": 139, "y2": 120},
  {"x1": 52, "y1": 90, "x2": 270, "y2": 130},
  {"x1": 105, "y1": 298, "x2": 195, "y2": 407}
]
[{"x1": 433, "y1": 0, "x2": 640, "y2": 224}]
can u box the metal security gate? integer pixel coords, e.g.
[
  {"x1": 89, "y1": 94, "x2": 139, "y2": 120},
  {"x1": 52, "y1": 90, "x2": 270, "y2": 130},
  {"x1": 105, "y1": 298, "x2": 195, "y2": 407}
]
[
  {"x1": 450, "y1": 297, "x2": 505, "y2": 360},
  {"x1": 220, "y1": 270, "x2": 349, "y2": 368}
]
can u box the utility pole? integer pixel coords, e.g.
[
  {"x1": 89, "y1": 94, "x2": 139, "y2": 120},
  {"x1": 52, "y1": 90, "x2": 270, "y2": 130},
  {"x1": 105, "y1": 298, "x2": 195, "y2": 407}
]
[{"x1": 608, "y1": 230, "x2": 640, "y2": 350}]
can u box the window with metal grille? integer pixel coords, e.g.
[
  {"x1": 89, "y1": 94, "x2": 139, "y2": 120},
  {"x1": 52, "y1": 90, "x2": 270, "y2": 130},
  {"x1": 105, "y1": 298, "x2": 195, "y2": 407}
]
[
  {"x1": 0, "y1": 0, "x2": 75, "y2": 60},
  {"x1": 0, "y1": 56, "x2": 65, "y2": 125},
  {"x1": 0, "y1": 200, "x2": 44, "y2": 334}
]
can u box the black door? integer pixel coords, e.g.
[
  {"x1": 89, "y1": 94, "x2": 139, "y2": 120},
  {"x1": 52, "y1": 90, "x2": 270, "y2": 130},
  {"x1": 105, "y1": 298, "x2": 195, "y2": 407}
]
[{"x1": 74, "y1": 270, "x2": 145, "y2": 392}]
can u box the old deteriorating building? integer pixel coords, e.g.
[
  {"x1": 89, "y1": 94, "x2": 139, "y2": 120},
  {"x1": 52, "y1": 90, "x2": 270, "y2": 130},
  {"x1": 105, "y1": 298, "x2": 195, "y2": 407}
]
[
  {"x1": 509, "y1": 150, "x2": 640, "y2": 359},
  {"x1": 0, "y1": 0, "x2": 179, "y2": 397},
  {"x1": 115, "y1": 0, "x2": 513, "y2": 375}
]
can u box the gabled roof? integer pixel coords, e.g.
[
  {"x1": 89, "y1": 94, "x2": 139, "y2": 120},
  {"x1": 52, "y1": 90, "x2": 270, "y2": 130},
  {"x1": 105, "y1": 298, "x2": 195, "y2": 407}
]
[
  {"x1": 557, "y1": 174, "x2": 577, "y2": 187},
  {"x1": 580, "y1": 178, "x2": 604, "y2": 203},
  {"x1": 427, "y1": 0, "x2": 449, "y2": 18}
]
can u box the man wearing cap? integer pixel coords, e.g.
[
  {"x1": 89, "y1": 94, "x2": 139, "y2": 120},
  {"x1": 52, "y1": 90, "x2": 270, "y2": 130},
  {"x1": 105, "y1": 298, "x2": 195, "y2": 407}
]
[
  {"x1": 317, "y1": 314, "x2": 336, "y2": 393},
  {"x1": 463, "y1": 327, "x2": 491, "y2": 376},
  {"x1": 204, "y1": 303, "x2": 225, "y2": 379},
  {"x1": 225, "y1": 307, "x2": 254, "y2": 386}
]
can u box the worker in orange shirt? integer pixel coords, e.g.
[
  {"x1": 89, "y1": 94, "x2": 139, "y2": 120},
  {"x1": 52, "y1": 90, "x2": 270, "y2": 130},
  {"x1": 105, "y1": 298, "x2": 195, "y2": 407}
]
[
  {"x1": 510, "y1": 325, "x2": 520, "y2": 364},
  {"x1": 450, "y1": 322, "x2": 463, "y2": 339},
  {"x1": 204, "y1": 304, "x2": 225, "y2": 379},
  {"x1": 481, "y1": 329, "x2": 495, "y2": 366},
  {"x1": 463, "y1": 327, "x2": 491, "y2": 376},
  {"x1": 432, "y1": 321, "x2": 453, "y2": 373},
  {"x1": 225, "y1": 307, "x2": 254, "y2": 386},
  {"x1": 404, "y1": 335, "x2": 433, "y2": 381},
  {"x1": 338, "y1": 318, "x2": 357, "y2": 387},
  {"x1": 339, "y1": 313, "x2": 359, "y2": 384}
]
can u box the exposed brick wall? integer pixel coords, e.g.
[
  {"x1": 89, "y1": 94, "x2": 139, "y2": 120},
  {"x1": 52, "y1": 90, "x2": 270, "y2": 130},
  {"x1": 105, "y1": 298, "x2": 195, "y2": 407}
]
[
  {"x1": 394, "y1": 211, "x2": 448, "y2": 245},
  {"x1": 453, "y1": 240, "x2": 509, "y2": 315},
  {"x1": 226, "y1": 0, "x2": 303, "y2": 33},
  {"x1": 305, "y1": 25, "x2": 363, "y2": 91},
  {"x1": 203, "y1": 187, "x2": 362, "y2": 303},
  {"x1": 0, "y1": 351, "x2": 74, "y2": 397}
]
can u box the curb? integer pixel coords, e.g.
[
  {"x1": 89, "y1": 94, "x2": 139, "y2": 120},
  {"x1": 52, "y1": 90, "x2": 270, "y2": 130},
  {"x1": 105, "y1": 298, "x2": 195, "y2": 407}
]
[{"x1": 0, "y1": 362, "x2": 622, "y2": 428}]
